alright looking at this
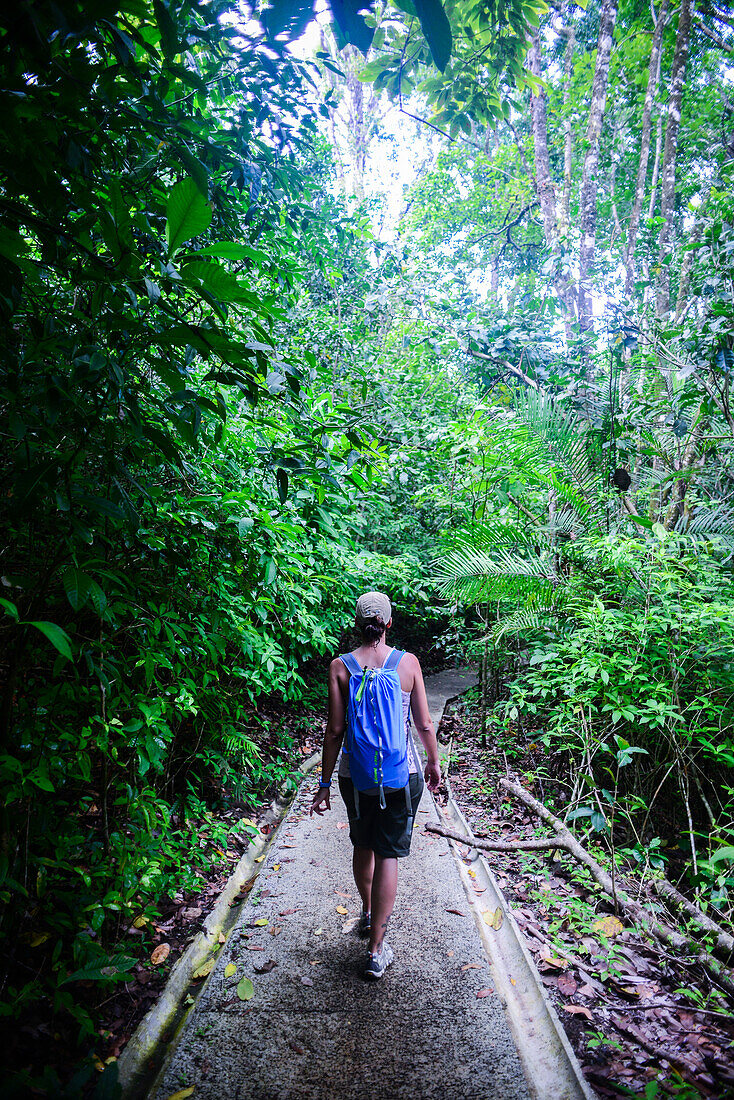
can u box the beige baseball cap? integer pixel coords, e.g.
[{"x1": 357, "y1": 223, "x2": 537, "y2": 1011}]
[{"x1": 355, "y1": 591, "x2": 392, "y2": 624}]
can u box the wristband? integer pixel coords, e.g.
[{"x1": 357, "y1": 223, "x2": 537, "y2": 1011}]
[{"x1": 318, "y1": 778, "x2": 332, "y2": 788}]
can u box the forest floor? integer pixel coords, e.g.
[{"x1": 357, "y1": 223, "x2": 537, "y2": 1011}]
[{"x1": 438, "y1": 696, "x2": 734, "y2": 1100}]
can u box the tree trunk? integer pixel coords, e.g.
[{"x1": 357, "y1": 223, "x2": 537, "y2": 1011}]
[
  {"x1": 527, "y1": 32, "x2": 575, "y2": 337},
  {"x1": 528, "y1": 32, "x2": 560, "y2": 256},
  {"x1": 623, "y1": 0, "x2": 669, "y2": 298},
  {"x1": 577, "y1": 0, "x2": 619, "y2": 332},
  {"x1": 560, "y1": 24, "x2": 576, "y2": 238},
  {"x1": 656, "y1": 0, "x2": 693, "y2": 317}
]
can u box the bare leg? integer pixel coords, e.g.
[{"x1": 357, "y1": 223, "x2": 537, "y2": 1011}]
[
  {"x1": 369, "y1": 854, "x2": 398, "y2": 952},
  {"x1": 352, "y1": 846, "x2": 374, "y2": 914}
]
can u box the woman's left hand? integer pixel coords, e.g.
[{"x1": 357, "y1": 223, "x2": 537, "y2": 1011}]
[{"x1": 310, "y1": 787, "x2": 331, "y2": 816}]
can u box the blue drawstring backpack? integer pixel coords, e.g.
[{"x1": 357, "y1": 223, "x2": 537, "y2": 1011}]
[{"x1": 339, "y1": 648, "x2": 414, "y2": 818}]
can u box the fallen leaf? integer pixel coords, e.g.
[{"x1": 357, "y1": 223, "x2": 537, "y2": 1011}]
[
  {"x1": 445, "y1": 908, "x2": 465, "y2": 916},
  {"x1": 253, "y1": 918, "x2": 269, "y2": 927},
  {"x1": 492, "y1": 908, "x2": 504, "y2": 930},
  {"x1": 289, "y1": 1042, "x2": 305, "y2": 1054},
  {"x1": 467, "y1": 869, "x2": 477, "y2": 879},
  {"x1": 133, "y1": 915, "x2": 149, "y2": 929},
  {"x1": 313, "y1": 928, "x2": 324, "y2": 936},
  {"x1": 334, "y1": 890, "x2": 351, "y2": 898},
  {"x1": 246, "y1": 945, "x2": 265, "y2": 952},
  {"x1": 577, "y1": 983, "x2": 596, "y2": 998},
  {"x1": 476, "y1": 988, "x2": 494, "y2": 999},
  {"x1": 447, "y1": 950, "x2": 454, "y2": 957},
  {"x1": 462, "y1": 963, "x2": 484, "y2": 971},
  {"x1": 27, "y1": 932, "x2": 51, "y2": 947},
  {"x1": 192, "y1": 956, "x2": 216, "y2": 979},
  {"x1": 254, "y1": 959, "x2": 278, "y2": 974},
  {"x1": 218, "y1": 932, "x2": 226, "y2": 945},
  {"x1": 335, "y1": 905, "x2": 348, "y2": 915},
  {"x1": 165, "y1": 1090, "x2": 195, "y2": 1100},
  {"x1": 151, "y1": 943, "x2": 170, "y2": 966},
  {"x1": 254, "y1": 855, "x2": 265, "y2": 863},
  {"x1": 301, "y1": 976, "x2": 314, "y2": 986},
  {"x1": 336, "y1": 823, "x2": 349, "y2": 830},
  {"x1": 224, "y1": 963, "x2": 237, "y2": 978},
  {"x1": 279, "y1": 908, "x2": 299, "y2": 916},
  {"x1": 237, "y1": 977, "x2": 254, "y2": 1001},
  {"x1": 273, "y1": 864, "x2": 281, "y2": 871},
  {"x1": 557, "y1": 974, "x2": 578, "y2": 997},
  {"x1": 270, "y1": 926, "x2": 283, "y2": 937},
  {"x1": 592, "y1": 915, "x2": 624, "y2": 938},
  {"x1": 342, "y1": 917, "x2": 360, "y2": 934},
  {"x1": 563, "y1": 1004, "x2": 592, "y2": 1019}
]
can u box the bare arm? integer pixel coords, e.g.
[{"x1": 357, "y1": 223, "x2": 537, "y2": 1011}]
[
  {"x1": 310, "y1": 658, "x2": 347, "y2": 815},
  {"x1": 405, "y1": 654, "x2": 441, "y2": 792}
]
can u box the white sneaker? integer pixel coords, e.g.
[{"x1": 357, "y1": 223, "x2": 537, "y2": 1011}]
[{"x1": 364, "y1": 942, "x2": 394, "y2": 980}]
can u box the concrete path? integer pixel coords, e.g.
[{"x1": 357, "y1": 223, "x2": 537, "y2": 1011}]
[{"x1": 151, "y1": 670, "x2": 531, "y2": 1100}]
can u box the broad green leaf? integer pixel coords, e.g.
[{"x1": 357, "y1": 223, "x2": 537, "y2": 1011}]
[
  {"x1": 27, "y1": 621, "x2": 73, "y2": 660},
  {"x1": 166, "y1": 178, "x2": 212, "y2": 257},
  {"x1": 263, "y1": 0, "x2": 316, "y2": 42},
  {"x1": 224, "y1": 962, "x2": 237, "y2": 978},
  {"x1": 0, "y1": 598, "x2": 18, "y2": 621},
  {"x1": 236, "y1": 976, "x2": 254, "y2": 1000},
  {"x1": 710, "y1": 846, "x2": 734, "y2": 865},
  {"x1": 154, "y1": 0, "x2": 179, "y2": 59},
  {"x1": 413, "y1": 0, "x2": 452, "y2": 72},
  {"x1": 329, "y1": 0, "x2": 375, "y2": 53},
  {"x1": 62, "y1": 567, "x2": 93, "y2": 611}
]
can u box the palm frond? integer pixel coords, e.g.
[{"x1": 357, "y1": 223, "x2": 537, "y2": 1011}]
[
  {"x1": 435, "y1": 543, "x2": 559, "y2": 605},
  {"x1": 491, "y1": 605, "x2": 572, "y2": 643},
  {"x1": 686, "y1": 502, "x2": 734, "y2": 536}
]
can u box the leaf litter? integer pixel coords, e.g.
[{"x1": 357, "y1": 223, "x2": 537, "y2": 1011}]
[{"x1": 441, "y1": 697, "x2": 734, "y2": 1098}]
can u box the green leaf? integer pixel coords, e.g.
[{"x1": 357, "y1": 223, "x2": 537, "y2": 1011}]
[
  {"x1": 329, "y1": 0, "x2": 375, "y2": 53},
  {"x1": 26, "y1": 621, "x2": 73, "y2": 660},
  {"x1": 166, "y1": 178, "x2": 212, "y2": 257},
  {"x1": 236, "y1": 976, "x2": 254, "y2": 1000},
  {"x1": 413, "y1": 0, "x2": 452, "y2": 72},
  {"x1": 62, "y1": 568, "x2": 93, "y2": 611},
  {"x1": 263, "y1": 0, "x2": 316, "y2": 41},
  {"x1": 154, "y1": 0, "x2": 179, "y2": 59},
  {"x1": 709, "y1": 846, "x2": 734, "y2": 865},
  {"x1": 0, "y1": 598, "x2": 19, "y2": 621}
]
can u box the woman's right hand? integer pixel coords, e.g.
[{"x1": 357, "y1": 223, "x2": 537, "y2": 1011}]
[
  {"x1": 310, "y1": 786, "x2": 331, "y2": 816},
  {"x1": 424, "y1": 762, "x2": 441, "y2": 793}
]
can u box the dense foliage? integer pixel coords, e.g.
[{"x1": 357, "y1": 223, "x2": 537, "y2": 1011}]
[{"x1": 4, "y1": 0, "x2": 734, "y2": 1091}]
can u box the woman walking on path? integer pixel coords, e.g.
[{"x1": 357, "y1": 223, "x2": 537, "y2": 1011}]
[{"x1": 310, "y1": 591, "x2": 441, "y2": 979}]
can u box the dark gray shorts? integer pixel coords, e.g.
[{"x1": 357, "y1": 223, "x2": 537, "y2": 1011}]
[{"x1": 338, "y1": 772, "x2": 424, "y2": 858}]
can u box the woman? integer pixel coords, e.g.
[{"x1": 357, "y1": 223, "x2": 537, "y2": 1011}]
[{"x1": 310, "y1": 591, "x2": 441, "y2": 979}]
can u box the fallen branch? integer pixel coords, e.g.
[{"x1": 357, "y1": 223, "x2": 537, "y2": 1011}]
[
  {"x1": 434, "y1": 777, "x2": 734, "y2": 1000},
  {"x1": 498, "y1": 777, "x2": 734, "y2": 999},
  {"x1": 648, "y1": 878, "x2": 734, "y2": 959},
  {"x1": 609, "y1": 1015, "x2": 693, "y2": 1071},
  {"x1": 426, "y1": 822, "x2": 562, "y2": 853}
]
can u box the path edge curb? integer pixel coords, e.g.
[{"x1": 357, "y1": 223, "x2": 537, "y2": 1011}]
[
  {"x1": 116, "y1": 752, "x2": 321, "y2": 1099},
  {"x1": 438, "y1": 783, "x2": 597, "y2": 1100}
]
